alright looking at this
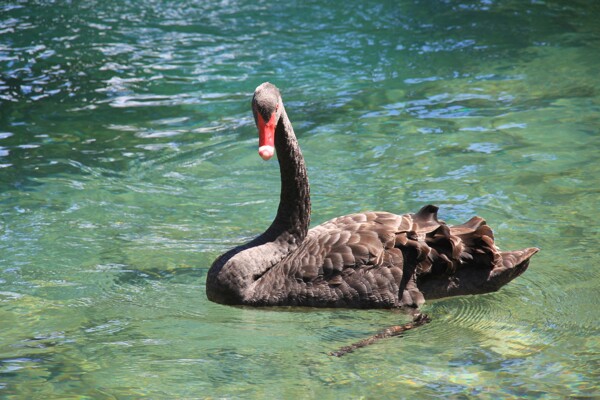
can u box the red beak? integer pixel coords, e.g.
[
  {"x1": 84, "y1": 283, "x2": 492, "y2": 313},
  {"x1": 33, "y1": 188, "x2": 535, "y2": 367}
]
[{"x1": 257, "y1": 112, "x2": 276, "y2": 160}]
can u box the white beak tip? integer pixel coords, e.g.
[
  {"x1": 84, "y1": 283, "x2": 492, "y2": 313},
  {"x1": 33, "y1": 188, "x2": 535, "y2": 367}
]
[{"x1": 258, "y1": 145, "x2": 275, "y2": 160}]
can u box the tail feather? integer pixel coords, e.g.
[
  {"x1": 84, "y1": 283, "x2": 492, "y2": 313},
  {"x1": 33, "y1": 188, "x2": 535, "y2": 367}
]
[
  {"x1": 396, "y1": 209, "x2": 539, "y2": 301},
  {"x1": 449, "y1": 216, "x2": 488, "y2": 236},
  {"x1": 412, "y1": 204, "x2": 442, "y2": 233},
  {"x1": 496, "y1": 247, "x2": 539, "y2": 277}
]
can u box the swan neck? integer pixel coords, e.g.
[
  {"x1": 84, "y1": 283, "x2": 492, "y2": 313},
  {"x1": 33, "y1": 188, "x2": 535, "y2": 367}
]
[
  {"x1": 205, "y1": 102, "x2": 311, "y2": 305},
  {"x1": 270, "y1": 105, "x2": 311, "y2": 242}
]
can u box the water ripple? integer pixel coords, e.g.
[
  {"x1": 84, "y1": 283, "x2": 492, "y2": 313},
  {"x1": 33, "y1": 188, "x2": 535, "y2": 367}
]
[{"x1": 1, "y1": 0, "x2": 600, "y2": 398}]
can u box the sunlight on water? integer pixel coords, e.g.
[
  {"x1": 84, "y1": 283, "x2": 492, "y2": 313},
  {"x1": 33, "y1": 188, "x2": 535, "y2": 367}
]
[{"x1": 1, "y1": 0, "x2": 599, "y2": 398}]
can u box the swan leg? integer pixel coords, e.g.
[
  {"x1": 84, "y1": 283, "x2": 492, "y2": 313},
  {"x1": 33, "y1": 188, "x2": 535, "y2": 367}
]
[{"x1": 329, "y1": 313, "x2": 431, "y2": 357}]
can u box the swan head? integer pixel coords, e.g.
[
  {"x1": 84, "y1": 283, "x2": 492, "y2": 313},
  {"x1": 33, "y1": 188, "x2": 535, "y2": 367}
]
[{"x1": 252, "y1": 82, "x2": 282, "y2": 161}]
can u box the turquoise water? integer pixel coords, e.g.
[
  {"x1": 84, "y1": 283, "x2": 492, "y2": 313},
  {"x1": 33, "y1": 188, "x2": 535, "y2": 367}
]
[{"x1": 1, "y1": 0, "x2": 599, "y2": 397}]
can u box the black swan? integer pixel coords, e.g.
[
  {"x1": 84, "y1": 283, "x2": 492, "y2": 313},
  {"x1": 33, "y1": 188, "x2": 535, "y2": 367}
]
[{"x1": 207, "y1": 82, "x2": 538, "y2": 309}]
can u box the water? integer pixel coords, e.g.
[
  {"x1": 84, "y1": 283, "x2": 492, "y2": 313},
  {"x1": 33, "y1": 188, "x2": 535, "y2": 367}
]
[{"x1": 1, "y1": 0, "x2": 599, "y2": 397}]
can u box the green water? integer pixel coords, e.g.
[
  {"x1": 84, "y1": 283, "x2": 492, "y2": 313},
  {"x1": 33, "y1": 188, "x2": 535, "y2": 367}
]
[{"x1": 1, "y1": 0, "x2": 599, "y2": 398}]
